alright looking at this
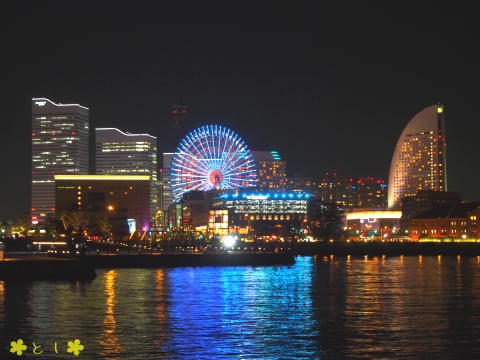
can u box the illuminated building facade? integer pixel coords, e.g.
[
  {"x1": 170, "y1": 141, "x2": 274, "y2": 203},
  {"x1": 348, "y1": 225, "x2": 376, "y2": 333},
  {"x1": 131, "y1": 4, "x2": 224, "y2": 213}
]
[
  {"x1": 354, "y1": 177, "x2": 387, "y2": 208},
  {"x1": 408, "y1": 202, "x2": 480, "y2": 241},
  {"x1": 252, "y1": 151, "x2": 287, "y2": 189},
  {"x1": 214, "y1": 192, "x2": 309, "y2": 220},
  {"x1": 31, "y1": 98, "x2": 89, "y2": 224},
  {"x1": 318, "y1": 172, "x2": 355, "y2": 208},
  {"x1": 160, "y1": 152, "x2": 176, "y2": 223},
  {"x1": 345, "y1": 209, "x2": 402, "y2": 239},
  {"x1": 286, "y1": 177, "x2": 319, "y2": 195},
  {"x1": 212, "y1": 191, "x2": 310, "y2": 237},
  {"x1": 388, "y1": 104, "x2": 447, "y2": 209},
  {"x1": 95, "y1": 128, "x2": 158, "y2": 224},
  {"x1": 54, "y1": 175, "x2": 151, "y2": 231}
]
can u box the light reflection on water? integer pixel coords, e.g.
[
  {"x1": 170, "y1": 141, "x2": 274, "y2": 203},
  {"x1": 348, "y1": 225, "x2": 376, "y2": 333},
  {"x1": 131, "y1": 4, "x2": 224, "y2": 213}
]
[{"x1": 0, "y1": 256, "x2": 479, "y2": 359}]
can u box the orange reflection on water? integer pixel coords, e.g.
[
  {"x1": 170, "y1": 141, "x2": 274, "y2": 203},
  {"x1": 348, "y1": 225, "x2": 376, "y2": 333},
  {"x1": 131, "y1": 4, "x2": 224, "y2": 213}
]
[
  {"x1": 155, "y1": 269, "x2": 168, "y2": 348},
  {"x1": 155, "y1": 269, "x2": 166, "y2": 322},
  {"x1": 0, "y1": 281, "x2": 4, "y2": 322},
  {"x1": 99, "y1": 270, "x2": 121, "y2": 357}
]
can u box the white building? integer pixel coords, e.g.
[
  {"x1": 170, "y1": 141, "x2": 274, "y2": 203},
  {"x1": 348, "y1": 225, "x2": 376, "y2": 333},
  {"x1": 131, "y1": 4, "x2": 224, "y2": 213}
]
[{"x1": 31, "y1": 98, "x2": 89, "y2": 224}]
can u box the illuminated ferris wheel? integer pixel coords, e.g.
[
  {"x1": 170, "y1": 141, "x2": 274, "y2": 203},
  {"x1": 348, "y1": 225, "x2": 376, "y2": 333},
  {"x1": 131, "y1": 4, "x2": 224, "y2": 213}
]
[{"x1": 171, "y1": 125, "x2": 257, "y2": 198}]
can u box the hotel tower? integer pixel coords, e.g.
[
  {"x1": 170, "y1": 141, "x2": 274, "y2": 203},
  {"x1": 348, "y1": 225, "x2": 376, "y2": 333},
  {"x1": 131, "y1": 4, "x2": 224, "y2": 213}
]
[
  {"x1": 388, "y1": 104, "x2": 447, "y2": 209},
  {"x1": 31, "y1": 98, "x2": 89, "y2": 223}
]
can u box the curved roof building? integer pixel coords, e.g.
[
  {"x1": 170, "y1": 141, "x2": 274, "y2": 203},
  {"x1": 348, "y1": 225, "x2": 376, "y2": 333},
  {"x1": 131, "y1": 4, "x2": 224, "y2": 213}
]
[{"x1": 388, "y1": 104, "x2": 447, "y2": 209}]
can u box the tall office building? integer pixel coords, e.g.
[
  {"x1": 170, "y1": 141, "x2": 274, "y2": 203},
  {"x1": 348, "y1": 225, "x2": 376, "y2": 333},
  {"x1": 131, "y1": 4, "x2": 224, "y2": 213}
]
[
  {"x1": 388, "y1": 104, "x2": 447, "y2": 209},
  {"x1": 251, "y1": 151, "x2": 287, "y2": 190},
  {"x1": 318, "y1": 172, "x2": 355, "y2": 208},
  {"x1": 354, "y1": 177, "x2": 387, "y2": 208},
  {"x1": 31, "y1": 98, "x2": 89, "y2": 224},
  {"x1": 286, "y1": 177, "x2": 319, "y2": 196},
  {"x1": 95, "y1": 128, "x2": 158, "y2": 225},
  {"x1": 159, "y1": 152, "x2": 176, "y2": 226},
  {"x1": 171, "y1": 104, "x2": 189, "y2": 151}
]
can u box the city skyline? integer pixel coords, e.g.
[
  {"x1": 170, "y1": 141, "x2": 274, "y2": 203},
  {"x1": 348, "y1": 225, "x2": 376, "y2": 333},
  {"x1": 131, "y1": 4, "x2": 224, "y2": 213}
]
[
  {"x1": 13, "y1": 98, "x2": 465, "y2": 222},
  {"x1": 2, "y1": 3, "x2": 479, "y2": 220}
]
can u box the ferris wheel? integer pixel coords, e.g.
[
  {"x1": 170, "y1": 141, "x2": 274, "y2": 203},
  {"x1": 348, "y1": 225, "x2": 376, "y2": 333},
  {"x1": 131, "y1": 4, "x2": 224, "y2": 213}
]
[{"x1": 171, "y1": 125, "x2": 257, "y2": 198}]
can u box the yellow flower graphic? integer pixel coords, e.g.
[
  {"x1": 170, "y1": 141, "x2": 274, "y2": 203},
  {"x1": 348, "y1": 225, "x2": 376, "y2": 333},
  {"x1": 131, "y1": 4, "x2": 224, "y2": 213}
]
[
  {"x1": 67, "y1": 339, "x2": 85, "y2": 356},
  {"x1": 10, "y1": 339, "x2": 27, "y2": 356}
]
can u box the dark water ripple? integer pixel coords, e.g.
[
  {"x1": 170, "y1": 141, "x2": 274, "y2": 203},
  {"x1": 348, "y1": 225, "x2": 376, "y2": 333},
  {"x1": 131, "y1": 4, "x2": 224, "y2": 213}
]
[{"x1": 1, "y1": 256, "x2": 480, "y2": 359}]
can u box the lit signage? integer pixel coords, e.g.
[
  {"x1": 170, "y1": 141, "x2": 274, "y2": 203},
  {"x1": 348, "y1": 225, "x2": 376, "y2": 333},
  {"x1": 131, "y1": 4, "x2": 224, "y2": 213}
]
[
  {"x1": 35, "y1": 101, "x2": 46, "y2": 106},
  {"x1": 127, "y1": 218, "x2": 136, "y2": 233},
  {"x1": 246, "y1": 195, "x2": 268, "y2": 200},
  {"x1": 346, "y1": 211, "x2": 402, "y2": 220}
]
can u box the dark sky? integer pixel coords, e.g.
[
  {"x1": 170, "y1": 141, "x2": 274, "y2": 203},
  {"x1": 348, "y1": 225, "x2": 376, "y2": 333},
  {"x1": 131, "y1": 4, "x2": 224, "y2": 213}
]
[{"x1": 1, "y1": 3, "x2": 479, "y2": 220}]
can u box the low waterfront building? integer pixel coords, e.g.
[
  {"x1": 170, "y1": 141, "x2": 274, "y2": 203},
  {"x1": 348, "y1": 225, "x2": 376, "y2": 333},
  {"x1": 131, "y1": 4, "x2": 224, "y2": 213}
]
[
  {"x1": 54, "y1": 175, "x2": 151, "y2": 232},
  {"x1": 345, "y1": 208, "x2": 402, "y2": 240},
  {"x1": 408, "y1": 201, "x2": 480, "y2": 241},
  {"x1": 211, "y1": 191, "x2": 310, "y2": 238}
]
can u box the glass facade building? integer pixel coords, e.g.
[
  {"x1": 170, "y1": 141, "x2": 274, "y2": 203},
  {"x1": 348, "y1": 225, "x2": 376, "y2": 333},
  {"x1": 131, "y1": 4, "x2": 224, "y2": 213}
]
[
  {"x1": 31, "y1": 98, "x2": 89, "y2": 224},
  {"x1": 388, "y1": 104, "x2": 447, "y2": 209}
]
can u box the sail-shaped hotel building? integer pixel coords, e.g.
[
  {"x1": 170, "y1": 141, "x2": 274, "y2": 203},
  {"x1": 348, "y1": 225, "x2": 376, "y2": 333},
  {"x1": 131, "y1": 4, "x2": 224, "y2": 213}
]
[{"x1": 388, "y1": 104, "x2": 447, "y2": 209}]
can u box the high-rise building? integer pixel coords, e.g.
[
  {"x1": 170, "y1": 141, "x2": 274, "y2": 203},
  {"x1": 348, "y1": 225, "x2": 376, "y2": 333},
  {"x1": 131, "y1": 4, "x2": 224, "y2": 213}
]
[
  {"x1": 159, "y1": 152, "x2": 176, "y2": 226},
  {"x1": 354, "y1": 177, "x2": 387, "y2": 208},
  {"x1": 31, "y1": 98, "x2": 89, "y2": 224},
  {"x1": 286, "y1": 177, "x2": 319, "y2": 195},
  {"x1": 388, "y1": 104, "x2": 447, "y2": 209},
  {"x1": 95, "y1": 128, "x2": 158, "y2": 225},
  {"x1": 318, "y1": 172, "x2": 355, "y2": 208},
  {"x1": 252, "y1": 151, "x2": 287, "y2": 189},
  {"x1": 171, "y1": 104, "x2": 188, "y2": 150}
]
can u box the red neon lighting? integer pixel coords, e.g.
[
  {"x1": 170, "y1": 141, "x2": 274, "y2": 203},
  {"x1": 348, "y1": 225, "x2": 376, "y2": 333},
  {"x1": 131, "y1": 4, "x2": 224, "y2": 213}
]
[
  {"x1": 51, "y1": 208, "x2": 55, "y2": 211},
  {"x1": 71, "y1": 131, "x2": 77, "y2": 135},
  {"x1": 172, "y1": 110, "x2": 178, "y2": 114},
  {"x1": 51, "y1": 132, "x2": 56, "y2": 136},
  {"x1": 32, "y1": 132, "x2": 36, "y2": 136},
  {"x1": 181, "y1": 109, "x2": 187, "y2": 114},
  {"x1": 31, "y1": 208, "x2": 36, "y2": 211}
]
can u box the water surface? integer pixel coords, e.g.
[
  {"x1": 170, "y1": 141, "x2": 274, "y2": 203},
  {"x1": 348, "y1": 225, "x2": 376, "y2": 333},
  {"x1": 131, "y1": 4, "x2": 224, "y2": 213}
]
[{"x1": 1, "y1": 256, "x2": 480, "y2": 359}]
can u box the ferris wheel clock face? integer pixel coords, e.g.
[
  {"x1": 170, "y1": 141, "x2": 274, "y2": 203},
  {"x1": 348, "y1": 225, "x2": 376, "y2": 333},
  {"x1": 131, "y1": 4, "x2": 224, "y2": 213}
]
[{"x1": 171, "y1": 125, "x2": 257, "y2": 198}]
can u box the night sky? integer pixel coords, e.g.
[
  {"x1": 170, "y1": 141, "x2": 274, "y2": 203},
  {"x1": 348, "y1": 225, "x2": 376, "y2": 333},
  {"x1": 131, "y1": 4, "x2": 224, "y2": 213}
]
[{"x1": 2, "y1": 3, "x2": 479, "y2": 220}]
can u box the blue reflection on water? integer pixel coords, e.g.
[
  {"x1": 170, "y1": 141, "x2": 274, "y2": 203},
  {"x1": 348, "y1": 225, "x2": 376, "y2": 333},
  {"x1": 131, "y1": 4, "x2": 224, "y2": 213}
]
[{"x1": 162, "y1": 257, "x2": 318, "y2": 359}]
